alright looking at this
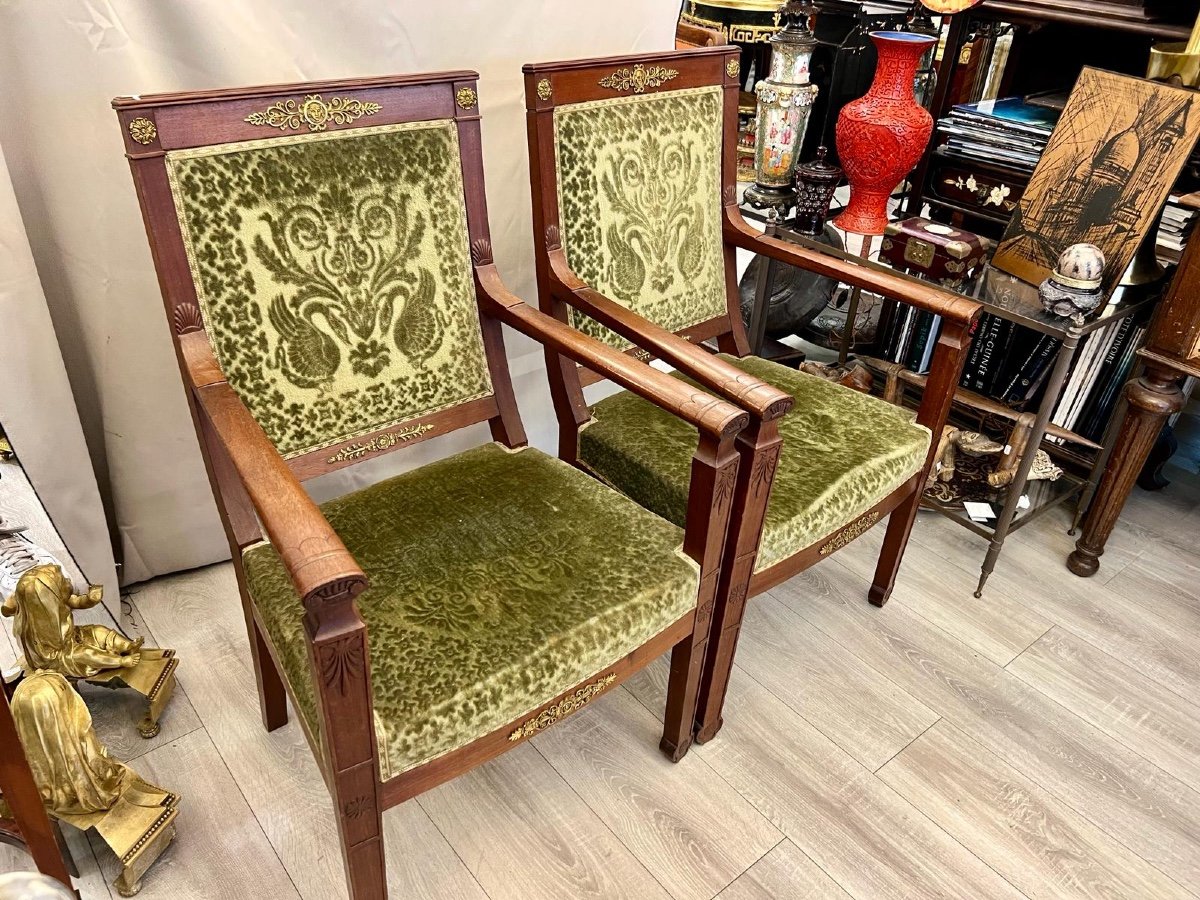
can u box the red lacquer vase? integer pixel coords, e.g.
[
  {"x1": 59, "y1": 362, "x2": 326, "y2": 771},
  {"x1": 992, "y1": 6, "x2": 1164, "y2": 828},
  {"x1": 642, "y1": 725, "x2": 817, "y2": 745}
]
[{"x1": 834, "y1": 31, "x2": 938, "y2": 235}]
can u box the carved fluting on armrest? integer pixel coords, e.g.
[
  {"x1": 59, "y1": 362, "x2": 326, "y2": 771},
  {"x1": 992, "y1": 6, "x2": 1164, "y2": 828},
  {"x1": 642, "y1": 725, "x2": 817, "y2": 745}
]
[
  {"x1": 193, "y1": 381, "x2": 368, "y2": 615},
  {"x1": 544, "y1": 252, "x2": 794, "y2": 422},
  {"x1": 723, "y1": 209, "x2": 982, "y2": 326},
  {"x1": 477, "y1": 266, "x2": 750, "y2": 440}
]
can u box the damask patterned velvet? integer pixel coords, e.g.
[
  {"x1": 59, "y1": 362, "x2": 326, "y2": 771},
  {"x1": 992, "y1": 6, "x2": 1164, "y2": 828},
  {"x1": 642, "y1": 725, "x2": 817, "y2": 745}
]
[
  {"x1": 581, "y1": 355, "x2": 931, "y2": 573},
  {"x1": 242, "y1": 442, "x2": 699, "y2": 778},
  {"x1": 554, "y1": 87, "x2": 728, "y2": 348},
  {"x1": 166, "y1": 122, "x2": 493, "y2": 459}
]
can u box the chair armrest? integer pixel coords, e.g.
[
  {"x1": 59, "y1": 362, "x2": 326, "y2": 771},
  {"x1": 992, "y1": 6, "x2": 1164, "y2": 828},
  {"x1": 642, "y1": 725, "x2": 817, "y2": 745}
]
[
  {"x1": 543, "y1": 252, "x2": 793, "y2": 422},
  {"x1": 192, "y1": 379, "x2": 368, "y2": 608},
  {"x1": 477, "y1": 266, "x2": 750, "y2": 440},
  {"x1": 723, "y1": 208, "x2": 982, "y2": 326}
]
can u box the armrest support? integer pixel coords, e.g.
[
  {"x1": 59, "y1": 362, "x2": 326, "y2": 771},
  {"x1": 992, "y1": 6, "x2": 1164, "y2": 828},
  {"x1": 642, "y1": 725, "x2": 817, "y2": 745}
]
[
  {"x1": 724, "y1": 208, "x2": 983, "y2": 326},
  {"x1": 477, "y1": 266, "x2": 750, "y2": 440},
  {"x1": 545, "y1": 252, "x2": 793, "y2": 422},
  {"x1": 192, "y1": 379, "x2": 367, "y2": 611}
]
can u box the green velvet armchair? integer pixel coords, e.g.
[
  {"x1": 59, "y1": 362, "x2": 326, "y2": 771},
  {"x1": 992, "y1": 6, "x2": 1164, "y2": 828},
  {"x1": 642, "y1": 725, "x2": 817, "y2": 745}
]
[
  {"x1": 523, "y1": 48, "x2": 982, "y2": 743},
  {"x1": 115, "y1": 71, "x2": 750, "y2": 900}
]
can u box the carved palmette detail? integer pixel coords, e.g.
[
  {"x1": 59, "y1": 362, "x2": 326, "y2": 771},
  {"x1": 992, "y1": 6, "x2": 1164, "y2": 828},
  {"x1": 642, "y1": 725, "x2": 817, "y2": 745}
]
[
  {"x1": 173, "y1": 302, "x2": 204, "y2": 335},
  {"x1": 765, "y1": 397, "x2": 792, "y2": 419},
  {"x1": 722, "y1": 185, "x2": 738, "y2": 207},
  {"x1": 470, "y1": 238, "x2": 492, "y2": 266},
  {"x1": 508, "y1": 673, "x2": 616, "y2": 741},
  {"x1": 751, "y1": 449, "x2": 780, "y2": 491},
  {"x1": 819, "y1": 511, "x2": 882, "y2": 557},
  {"x1": 342, "y1": 795, "x2": 373, "y2": 820},
  {"x1": 714, "y1": 465, "x2": 738, "y2": 507},
  {"x1": 318, "y1": 637, "x2": 365, "y2": 695},
  {"x1": 544, "y1": 224, "x2": 561, "y2": 250}
]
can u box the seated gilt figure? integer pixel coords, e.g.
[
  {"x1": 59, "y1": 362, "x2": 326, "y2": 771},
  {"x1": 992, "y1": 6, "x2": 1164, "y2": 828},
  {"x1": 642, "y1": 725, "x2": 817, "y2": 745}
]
[{"x1": 3, "y1": 564, "x2": 178, "y2": 738}]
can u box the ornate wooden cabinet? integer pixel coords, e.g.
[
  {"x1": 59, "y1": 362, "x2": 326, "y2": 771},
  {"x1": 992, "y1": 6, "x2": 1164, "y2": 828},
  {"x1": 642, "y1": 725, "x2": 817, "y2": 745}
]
[{"x1": 1068, "y1": 220, "x2": 1200, "y2": 577}]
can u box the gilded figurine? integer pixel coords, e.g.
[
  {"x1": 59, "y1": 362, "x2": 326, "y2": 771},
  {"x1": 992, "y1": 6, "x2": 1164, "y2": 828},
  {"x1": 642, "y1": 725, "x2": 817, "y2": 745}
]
[
  {"x1": 3, "y1": 564, "x2": 178, "y2": 738},
  {"x1": 4, "y1": 670, "x2": 179, "y2": 897}
]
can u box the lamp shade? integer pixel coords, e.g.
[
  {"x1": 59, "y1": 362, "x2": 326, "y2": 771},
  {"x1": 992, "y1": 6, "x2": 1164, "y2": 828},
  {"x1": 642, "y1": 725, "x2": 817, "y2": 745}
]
[{"x1": 918, "y1": 0, "x2": 982, "y2": 11}]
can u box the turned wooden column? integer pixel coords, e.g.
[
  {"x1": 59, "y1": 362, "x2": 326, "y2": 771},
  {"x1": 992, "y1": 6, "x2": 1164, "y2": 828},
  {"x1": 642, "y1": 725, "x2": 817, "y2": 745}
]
[{"x1": 1067, "y1": 362, "x2": 1186, "y2": 577}]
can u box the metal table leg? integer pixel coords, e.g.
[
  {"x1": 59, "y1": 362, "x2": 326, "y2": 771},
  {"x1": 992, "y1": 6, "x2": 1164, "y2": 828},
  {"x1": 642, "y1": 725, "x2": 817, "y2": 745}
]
[{"x1": 975, "y1": 331, "x2": 1081, "y2": 597}]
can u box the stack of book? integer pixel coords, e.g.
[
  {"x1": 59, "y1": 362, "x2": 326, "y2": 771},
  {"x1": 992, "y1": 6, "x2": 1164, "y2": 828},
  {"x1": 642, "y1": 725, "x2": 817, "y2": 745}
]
[
  {"x1": 1157, "y1": 194, "x2": 1197, "y2": 256},
  {"x1": 934, "y1": 98, "x2": 1060, "y2": 174},
  {"x1": 953, "y1": 315, "x2": 1061, "y2": 408},
  {"x1": 1049, "y1": 316, "x2": 1147, "y2": 444},
  {"x1": 877, "y1": 308, "x2": 943, "y2": 376}
]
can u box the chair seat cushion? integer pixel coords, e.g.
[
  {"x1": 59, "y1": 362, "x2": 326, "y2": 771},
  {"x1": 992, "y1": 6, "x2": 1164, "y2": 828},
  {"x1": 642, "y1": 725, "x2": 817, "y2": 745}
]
[
  {"x1": 242, "y1": 443, "x2": 698, "y2": 778},
  {"x1": 580, "y1": 354, "x2": 931, "y2": 574}
]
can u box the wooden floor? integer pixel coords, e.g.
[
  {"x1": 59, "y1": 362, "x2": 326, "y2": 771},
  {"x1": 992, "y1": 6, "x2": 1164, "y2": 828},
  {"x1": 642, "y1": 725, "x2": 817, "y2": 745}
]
[{"x1": 4, "y1": 466, "x2": 1200, "y2": 899}]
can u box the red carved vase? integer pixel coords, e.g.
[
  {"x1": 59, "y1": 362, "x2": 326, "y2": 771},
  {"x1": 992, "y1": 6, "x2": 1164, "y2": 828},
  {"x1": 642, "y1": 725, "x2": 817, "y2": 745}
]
[{"x1": 834, "y1": 31, "x2": 938, "y2": 235}]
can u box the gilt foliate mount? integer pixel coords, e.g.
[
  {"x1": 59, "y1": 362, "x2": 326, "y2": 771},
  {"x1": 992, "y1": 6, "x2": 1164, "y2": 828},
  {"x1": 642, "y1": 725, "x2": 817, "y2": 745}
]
[
  {"x1": 599, "y1": 64, "x2": 680, "y2": 95},
  {"x1": 244, "y1": 94, "x2": 382, "y2": 132}
]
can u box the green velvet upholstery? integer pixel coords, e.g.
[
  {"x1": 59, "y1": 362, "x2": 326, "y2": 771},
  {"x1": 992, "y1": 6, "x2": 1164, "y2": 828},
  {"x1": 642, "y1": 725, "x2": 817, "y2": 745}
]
[
  {"x1": 242, "y1": 442, "x2": 699, "y2": 778},
  {"x1": 580, "y1": 355, "x2": 931, "y2": 573},
  {"x1": 554, "y1": 87, "x2": 727, "y2": 349},
  {"x1": 167, "y1": 121, "x2": 493, "y2": 459}
]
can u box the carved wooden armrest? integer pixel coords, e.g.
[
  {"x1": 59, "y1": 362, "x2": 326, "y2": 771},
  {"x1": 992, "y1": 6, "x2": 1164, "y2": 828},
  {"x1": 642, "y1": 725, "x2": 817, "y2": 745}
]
[
  {"x1": 192, "y1": 378, "x2": 368, "y2": 608},
  {"x1": 723, "y1": 209, "x2": 982, "y2": 326},
  {"x1": 544, "y1": 253, "x2": 794, "y2": 423},
  {"x1": 478, "y1": 266, "x2": 750, "y2": 440}
]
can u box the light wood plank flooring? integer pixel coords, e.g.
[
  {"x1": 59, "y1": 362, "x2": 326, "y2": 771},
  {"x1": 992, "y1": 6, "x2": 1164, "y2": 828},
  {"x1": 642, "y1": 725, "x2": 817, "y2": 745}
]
[{"x1": 3, "y1": 466, "x2": 1199, "y2": 899}]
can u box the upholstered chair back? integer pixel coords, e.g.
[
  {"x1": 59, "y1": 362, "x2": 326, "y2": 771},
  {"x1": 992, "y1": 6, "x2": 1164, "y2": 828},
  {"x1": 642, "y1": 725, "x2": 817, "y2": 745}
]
[
  {"x1": 166, "y1": 120, "x2": 493, "y2": 459},
  {"x1": 552, "y1": 85, "x2": 728, "y2": 348}
]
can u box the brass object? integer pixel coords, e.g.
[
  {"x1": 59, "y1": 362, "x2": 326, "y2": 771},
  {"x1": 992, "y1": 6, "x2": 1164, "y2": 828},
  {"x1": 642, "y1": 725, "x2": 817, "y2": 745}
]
[
  {"x1": 455, "y1": 87, "x2": 478, "y2": 110},
  {"x1": 726, "y1": 58, "x2": 740, "y2": 79},
  {"x1": 7, "y1": 671, "x2": 179, "y2": 897},
  {"x1": 904, "y1": 238, "x2": 936, "y2": 269},
  {"x1": 598, "y1": 64, "x2": 679, "y2": 94},
  {"x1": 244, "y1": 94, "x2": 382, "y2": 132},
  {"x1": 536, "y1": 78, "x2": 553, "y2": 101},
  {"x1": 1148, "y1": 41, "x2": 1200, "y2": 88},
  {"x1": 127, "y1": 118, "x2": 157, "y2": 145},
  {"x1": 508, "y1": 673, "x2": 616, "y2": 741},
  {"x1": 325, "y1": 423, "x2": 435, "y2": 464},
  {"x1": 819, "y1": 511, "x2": 881, "y2": 556},
  {"x1": 2, "y1": 565, "x2": 178, "y2": 739}
]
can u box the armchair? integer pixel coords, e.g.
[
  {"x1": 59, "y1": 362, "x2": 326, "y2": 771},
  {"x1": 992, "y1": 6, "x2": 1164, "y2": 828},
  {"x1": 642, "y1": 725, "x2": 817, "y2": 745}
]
[
  {"x1": 523, "y1": 47, "x2": 981, "y2": 743},
  {"x1": 114, "y1": 71, "x2": 748, "y2": 900}
]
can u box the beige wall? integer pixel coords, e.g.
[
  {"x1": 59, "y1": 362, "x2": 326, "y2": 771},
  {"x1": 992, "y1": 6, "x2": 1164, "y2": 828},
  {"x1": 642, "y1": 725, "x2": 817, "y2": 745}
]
[{"x1": 0, "y1": 0, "x2": 675, "y2": 584}]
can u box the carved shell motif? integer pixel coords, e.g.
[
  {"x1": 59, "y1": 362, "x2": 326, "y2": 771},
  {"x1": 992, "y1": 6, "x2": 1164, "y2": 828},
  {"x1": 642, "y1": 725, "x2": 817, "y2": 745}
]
[
  {"x1": 470, "y1": 238, "x2": 492, "y2": 266},
  {"x1": 544, "y1": 224, "x2": 561, "y2": 250},
  {"x1": 173, "y1": 302, "x2": 204, "y2": 335}
]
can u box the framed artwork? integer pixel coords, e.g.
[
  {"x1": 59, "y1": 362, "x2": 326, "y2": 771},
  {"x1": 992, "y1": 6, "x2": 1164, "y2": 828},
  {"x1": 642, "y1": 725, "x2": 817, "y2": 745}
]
[{"x1": 992, "y1": 67, "x2": 1200, "y2": 295}]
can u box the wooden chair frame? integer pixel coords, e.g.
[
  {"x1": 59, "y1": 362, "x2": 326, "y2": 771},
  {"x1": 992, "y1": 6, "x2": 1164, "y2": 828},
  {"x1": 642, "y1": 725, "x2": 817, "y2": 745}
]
[
  {"x1": 0, "y1": 675, "x2": 79, "y2": 896},
  {"x1": 523, "y1": 46, "x2": 983, "y2": 743},
  {"x1": 114, "y1": 71, "x2": 751, "y2": 900}
]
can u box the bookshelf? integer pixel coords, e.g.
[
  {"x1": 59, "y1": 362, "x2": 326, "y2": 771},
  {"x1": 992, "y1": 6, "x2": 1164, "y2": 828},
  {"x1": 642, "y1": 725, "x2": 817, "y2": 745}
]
[{"x1": 749, "y1": 222, "x2": 1162, "y2": 596}]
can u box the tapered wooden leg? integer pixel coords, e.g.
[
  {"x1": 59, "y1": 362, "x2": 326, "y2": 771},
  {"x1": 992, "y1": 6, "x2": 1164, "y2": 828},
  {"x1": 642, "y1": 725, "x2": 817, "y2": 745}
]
[
  {"x1": 252, "y1": 621, "x2": 289, "y2": 732},
  {"x1": 869, "y1": 484, "x2": 922, "y2": 607},
  {"x1": 660, "y1": 632, "x2": 707, "y2": 762}
]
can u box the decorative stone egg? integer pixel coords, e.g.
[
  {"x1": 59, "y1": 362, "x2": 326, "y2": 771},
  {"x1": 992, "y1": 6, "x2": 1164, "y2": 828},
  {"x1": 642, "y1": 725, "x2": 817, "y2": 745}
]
[
  {"x1": 1040, "y1": 243, "x2": 1106, "y2": 323},
  {"x1": 1053, "y1": 243, "x2": 1105, "y2": 289}
]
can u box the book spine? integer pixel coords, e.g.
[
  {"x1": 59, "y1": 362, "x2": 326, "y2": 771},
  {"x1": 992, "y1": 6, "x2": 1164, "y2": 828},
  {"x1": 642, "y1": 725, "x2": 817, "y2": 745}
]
[
  {"x1": 970, "y1": 315, "x2": 1005, "y2": 394},
  {"x1": 1075, "y1": 316, "x2": 1137, "y2": 433},
  {"x1": 1013, "y1": 336, "x2": 1062, "y2": 404},
  {"x1": 985, "y1": 320, "x2": 1018, "y2": 398},
  {"x1": 999, "y1": 330, "x2": 1050, "y2": 402},
  {"x1": 960, "y1": 313, "x2": 992, "y2": 389},
  {"x1": 904, "y1": 311, "x2": 935, "y2": 372}
]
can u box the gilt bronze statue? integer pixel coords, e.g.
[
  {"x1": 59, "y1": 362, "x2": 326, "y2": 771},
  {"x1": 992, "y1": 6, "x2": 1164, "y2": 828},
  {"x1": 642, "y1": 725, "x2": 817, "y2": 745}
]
[
  {"x1": 5, "y1": 671, "x2": 179, "y2": 897},
  {"x1": 2, "y1": 565, "x2": 178, "y2": 738}
]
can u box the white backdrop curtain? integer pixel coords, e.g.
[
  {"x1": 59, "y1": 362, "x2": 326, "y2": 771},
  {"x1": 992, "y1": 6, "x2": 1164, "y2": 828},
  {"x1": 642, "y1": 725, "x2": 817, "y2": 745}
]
[{"x1": 0, "y1": 0, "x2": 676, "y2": 584}]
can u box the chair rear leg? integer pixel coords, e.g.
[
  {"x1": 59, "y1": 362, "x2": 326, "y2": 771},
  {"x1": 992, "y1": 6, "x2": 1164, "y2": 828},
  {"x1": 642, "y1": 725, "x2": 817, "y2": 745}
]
[
  {"x1": 251, "y1": 620, "x2": 289, "y2": 732},
  {"x1": 660, "y1": 631, "x2": 706, "y2": 762},
  {"x1": 869, "y1": 485, "x2": 922, "y2": 607}
]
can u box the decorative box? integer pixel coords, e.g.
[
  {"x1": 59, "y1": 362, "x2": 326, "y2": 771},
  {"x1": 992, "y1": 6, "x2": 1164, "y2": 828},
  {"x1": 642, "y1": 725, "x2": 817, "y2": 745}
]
[
  {"x1": 880, "y1": 217, "x2": 991, "y2": 289},
  {"x1": 928, "y1": 152, "x2": 1027, "y2": 230}
]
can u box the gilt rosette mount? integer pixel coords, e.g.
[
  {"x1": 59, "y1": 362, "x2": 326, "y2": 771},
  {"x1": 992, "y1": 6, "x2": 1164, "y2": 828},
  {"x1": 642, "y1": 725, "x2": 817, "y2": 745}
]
[{"x1": 743, "y1": 1, "x2": 819, "y2": 218}]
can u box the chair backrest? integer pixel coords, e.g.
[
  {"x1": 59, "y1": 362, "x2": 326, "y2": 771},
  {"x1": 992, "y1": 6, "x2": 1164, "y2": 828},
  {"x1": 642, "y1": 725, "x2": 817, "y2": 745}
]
[
  {"x1": 116, "y1": 73, "x2": 519, "y2": 479},
  {"x1": 525, "y1": 47, "x2": 744, "y2": 353},
  {"x1": 525, "y1": 46, "x2": 739, "y2": 355}
]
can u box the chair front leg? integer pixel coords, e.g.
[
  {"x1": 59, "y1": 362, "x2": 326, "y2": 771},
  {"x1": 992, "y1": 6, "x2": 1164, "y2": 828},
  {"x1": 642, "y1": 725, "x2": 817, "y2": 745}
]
[
  {"x1": 662, "y1": 432, "x2": 741, "y2": 762},
  {"x1": 694, "y1": 421, "x2": 781, "y2": 744},
  {"x1": 306, "y1": 591, "x2": 387, "y2": 900},
  {"x1": 870, "y1": 319, "x2": 973, "y2": 606}
]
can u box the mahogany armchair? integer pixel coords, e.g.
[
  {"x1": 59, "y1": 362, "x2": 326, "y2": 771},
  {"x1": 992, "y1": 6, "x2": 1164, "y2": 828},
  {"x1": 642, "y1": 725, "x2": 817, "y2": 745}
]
[
  {"x1": 523, "y1": 46, "x2": 982, "y2": 742},
  {"x1": 114, "y1": 72, "x2": 750, "y2": 899}
]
